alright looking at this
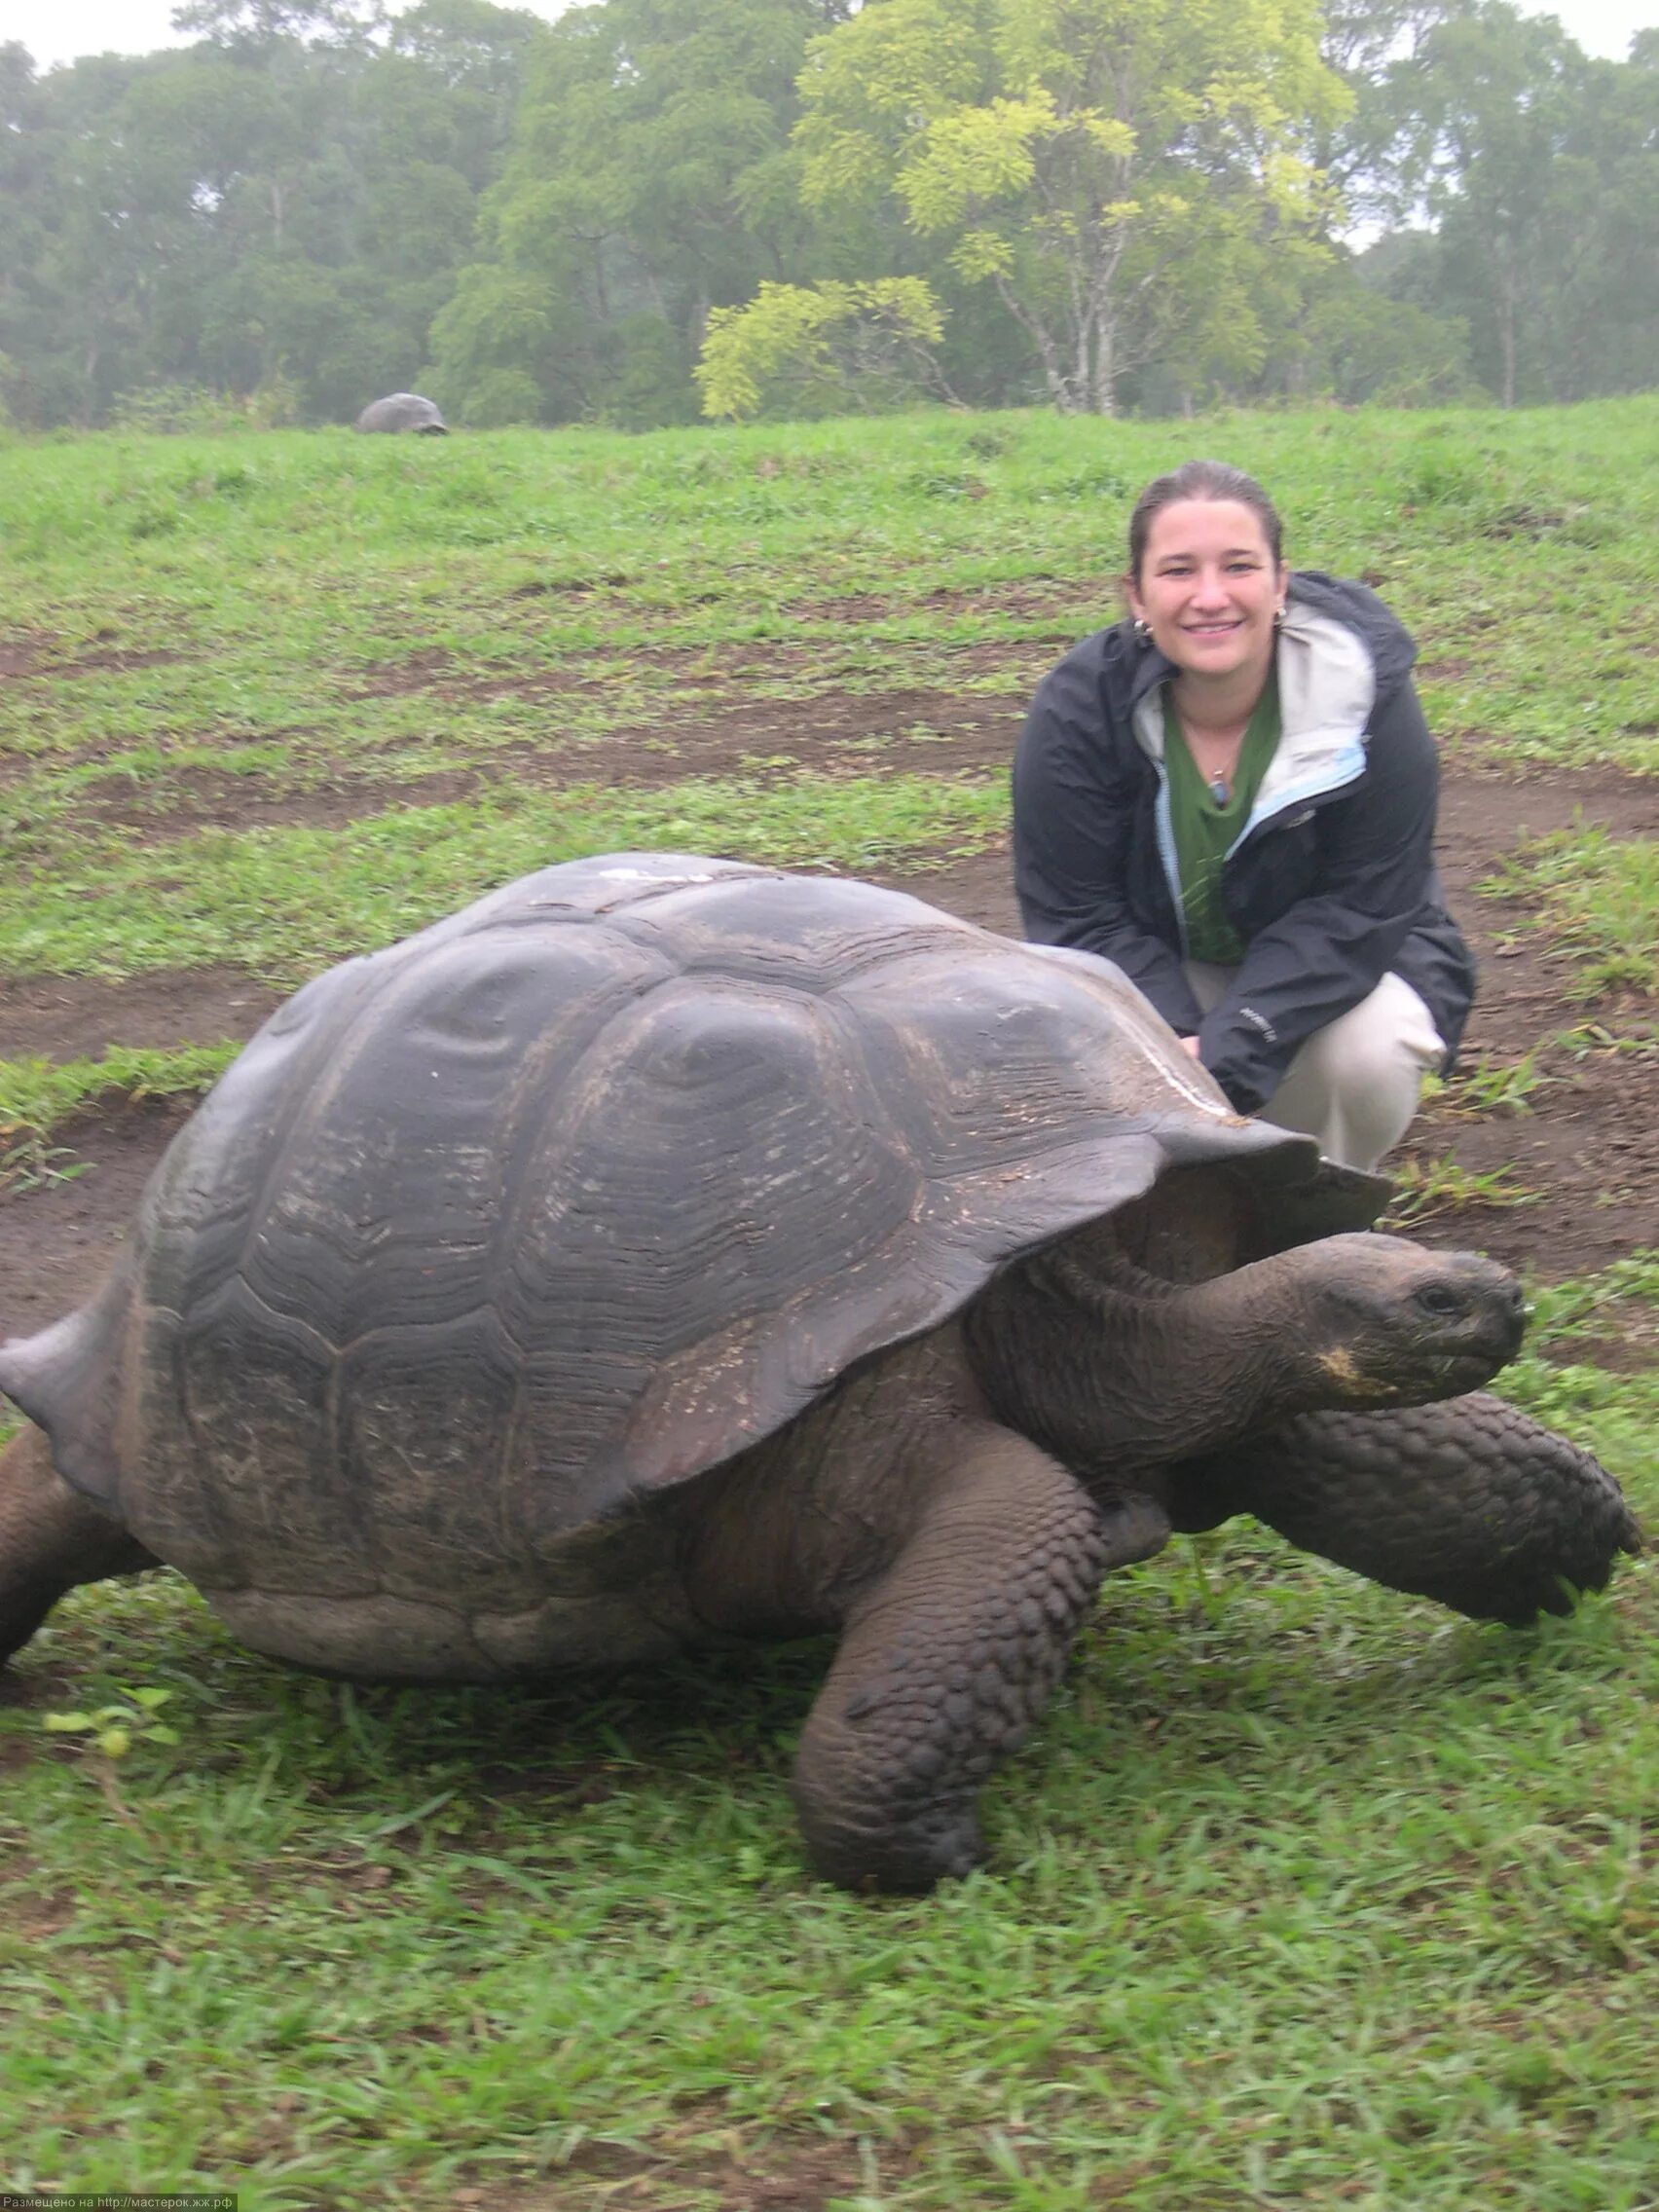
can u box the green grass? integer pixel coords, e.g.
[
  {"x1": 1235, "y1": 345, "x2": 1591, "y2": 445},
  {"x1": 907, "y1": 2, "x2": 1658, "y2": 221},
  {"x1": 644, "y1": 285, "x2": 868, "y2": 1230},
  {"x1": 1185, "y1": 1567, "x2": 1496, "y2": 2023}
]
[
  {"x1": 2, "y1": 401, "x2": 1655, "y2": 845},
  {"x1": 1384, "y1": 1155, "x2": 1540, "y2": 1226},
  {"x1": 0, "y1": 1046, "x2": 240, "y2": 1193},
  {"x1": 1484, "y1": 825, "x2": 1659, "y2": 1000},
  {"x1": 0, "y1": 1044, "x2": 240, "y2": 1135},
  {"x1": 0, "y1": 772, "x2": 1005, "y2": 983}
]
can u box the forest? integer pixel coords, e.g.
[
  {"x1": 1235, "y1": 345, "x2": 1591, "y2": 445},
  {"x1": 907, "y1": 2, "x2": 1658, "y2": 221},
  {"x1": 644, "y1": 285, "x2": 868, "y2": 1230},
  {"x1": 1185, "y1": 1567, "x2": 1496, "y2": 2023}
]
[{"x1": 0, "y1": 0, "x2": 1655, "y2": 429}]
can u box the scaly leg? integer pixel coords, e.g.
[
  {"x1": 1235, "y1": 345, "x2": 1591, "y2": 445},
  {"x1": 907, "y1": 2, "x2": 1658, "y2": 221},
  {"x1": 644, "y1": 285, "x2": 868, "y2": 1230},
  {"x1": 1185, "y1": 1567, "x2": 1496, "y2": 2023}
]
[
  {"x1": 1165, "y1": 1393, "x2": 1640, "y2": 1628},
  {"x1": 0, "y1": 1424, "x2": 158, "y2": 1668},
  {"x1": 791, "y1": 1423, "x2": 1168, "y2": 1891}
]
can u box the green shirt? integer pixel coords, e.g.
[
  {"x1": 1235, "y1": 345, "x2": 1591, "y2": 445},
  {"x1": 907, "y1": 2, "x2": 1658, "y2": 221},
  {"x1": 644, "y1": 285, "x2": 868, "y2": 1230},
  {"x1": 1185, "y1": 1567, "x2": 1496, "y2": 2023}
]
[{"x1": 1161, "y1": 675, "x2": 1282, "y2": 965}]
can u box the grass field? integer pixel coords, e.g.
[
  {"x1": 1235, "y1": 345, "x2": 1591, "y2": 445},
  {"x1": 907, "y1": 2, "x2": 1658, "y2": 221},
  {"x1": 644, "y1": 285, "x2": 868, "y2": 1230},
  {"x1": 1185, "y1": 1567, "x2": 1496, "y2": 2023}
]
[{"x1": 1, "y1": 398, "x2": 1657, "y2": 2210}]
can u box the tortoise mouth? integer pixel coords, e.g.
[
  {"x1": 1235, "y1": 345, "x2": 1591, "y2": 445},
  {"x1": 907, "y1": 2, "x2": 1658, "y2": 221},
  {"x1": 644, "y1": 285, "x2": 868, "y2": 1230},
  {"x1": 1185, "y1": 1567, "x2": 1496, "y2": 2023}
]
[{"x1": 1420, "y1": 1342, "x2": 1516, "y2": 1399}]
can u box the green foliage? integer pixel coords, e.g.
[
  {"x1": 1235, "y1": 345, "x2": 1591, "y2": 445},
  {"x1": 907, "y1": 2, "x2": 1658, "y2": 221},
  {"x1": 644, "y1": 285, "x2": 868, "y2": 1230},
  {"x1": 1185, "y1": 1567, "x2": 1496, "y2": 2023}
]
[
  {"x1": 106, "y1": 376, "x2": 305, "y2": 434},
  {"x1": 1, "y1": 0, "x2": 1653, "y2": 425},
  {"x1": 41, "y1": 1683, "x2": 180, "y2": 1760},
  {"x1": 697, "y1": 276, "x2": 946, "y2": 420},
  {"x1": 1347, "y1": 4, "x2": 1659, "y2": 408},
  {"x1": 1280, "y1": 271, "x2": 1480, "y2": 408},
  {"x1": 0, "y1": 776, "x2": 1007, "y2": 982},
  {"x1": 435, "y1": 0, "x2": 847, "y2": 428},
  {"x1": 793, "y1": 0, "x2": 1347, "y2": 413},
  {"x1": 0, "y1": 2, "x2": 542, "y2": 429},
  {"x1": 1433, "y1": 1049, "x2": 1550, "y2": 1119}
]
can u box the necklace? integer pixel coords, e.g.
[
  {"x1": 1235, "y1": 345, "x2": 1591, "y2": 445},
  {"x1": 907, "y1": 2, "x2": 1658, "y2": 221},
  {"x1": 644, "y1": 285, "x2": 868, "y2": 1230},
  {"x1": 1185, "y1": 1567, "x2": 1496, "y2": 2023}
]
[{"x1": 1207, "y1": 771, "x2": 1231, "y2": 805}]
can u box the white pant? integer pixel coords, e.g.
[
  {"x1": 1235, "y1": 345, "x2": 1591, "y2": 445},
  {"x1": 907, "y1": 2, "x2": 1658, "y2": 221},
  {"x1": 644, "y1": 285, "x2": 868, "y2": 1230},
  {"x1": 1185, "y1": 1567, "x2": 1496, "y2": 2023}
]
[{"x1": 1186, "y1": 964, "x2": 1444, "y2": 1174}]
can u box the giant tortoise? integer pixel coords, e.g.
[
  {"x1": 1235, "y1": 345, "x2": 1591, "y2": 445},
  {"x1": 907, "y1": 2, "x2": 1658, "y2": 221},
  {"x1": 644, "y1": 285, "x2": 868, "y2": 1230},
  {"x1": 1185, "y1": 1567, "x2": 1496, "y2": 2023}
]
[
  {"x1": 354, "y1": 392, "x2": 448, "y2": 434},
  {"x1": 0, "y1": 856, "x2": 1638, "y2": 1890}
]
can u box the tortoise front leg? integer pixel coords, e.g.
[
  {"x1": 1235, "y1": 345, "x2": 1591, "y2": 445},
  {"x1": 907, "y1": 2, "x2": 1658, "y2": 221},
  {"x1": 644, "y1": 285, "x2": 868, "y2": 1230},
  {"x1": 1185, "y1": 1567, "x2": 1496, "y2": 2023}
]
[
  {"x1": 792, "y1": 1425, "x2": 1167, "y2": 1892},
  {"x1": 0, "y1": 1424, "x2": 158, "y2": 1669},
  {"x1": 1165, "y1": 1394, "x2": 1641, "y2": 1628}
]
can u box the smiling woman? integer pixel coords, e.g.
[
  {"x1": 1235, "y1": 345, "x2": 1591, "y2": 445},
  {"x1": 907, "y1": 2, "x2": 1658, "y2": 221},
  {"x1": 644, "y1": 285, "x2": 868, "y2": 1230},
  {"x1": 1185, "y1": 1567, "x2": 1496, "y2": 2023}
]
[{"x1": 1013, "y1": 459, "x2": 1477, "y2": 1173}]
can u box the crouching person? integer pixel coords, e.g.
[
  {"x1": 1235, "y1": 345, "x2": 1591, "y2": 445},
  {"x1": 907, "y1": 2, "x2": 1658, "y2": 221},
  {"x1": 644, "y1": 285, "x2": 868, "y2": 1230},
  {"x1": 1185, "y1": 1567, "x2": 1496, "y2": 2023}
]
[{"x1": 1014, "y1": 458, "x2": 1474, "y2": 1172}]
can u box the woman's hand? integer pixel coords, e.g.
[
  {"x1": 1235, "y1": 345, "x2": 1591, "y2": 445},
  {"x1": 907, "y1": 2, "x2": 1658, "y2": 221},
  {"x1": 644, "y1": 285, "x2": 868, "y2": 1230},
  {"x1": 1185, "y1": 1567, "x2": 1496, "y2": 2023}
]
[{"x1": 1178, "y1": 1035, "x2": 1203, "y2": 1059}]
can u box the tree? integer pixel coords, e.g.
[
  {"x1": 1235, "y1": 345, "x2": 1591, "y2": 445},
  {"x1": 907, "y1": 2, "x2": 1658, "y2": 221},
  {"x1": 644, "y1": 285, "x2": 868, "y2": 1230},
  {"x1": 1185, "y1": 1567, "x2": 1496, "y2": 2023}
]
[
  {"x1": 1354, "y1": 1, "x2": 1575, "y2": 406},
  {"x1": 791, "y1": 0, "x2": 1348, "y2": 414},
  {"x1": 433, "y1": 0, "x2": 855, "y2": 424},
  {"x1": 1356, "y1": 3, "x2": 1657, "y2": 405},
  {"x1": 1312, "y1": 0, "x2": 1456, "y2": 230}
]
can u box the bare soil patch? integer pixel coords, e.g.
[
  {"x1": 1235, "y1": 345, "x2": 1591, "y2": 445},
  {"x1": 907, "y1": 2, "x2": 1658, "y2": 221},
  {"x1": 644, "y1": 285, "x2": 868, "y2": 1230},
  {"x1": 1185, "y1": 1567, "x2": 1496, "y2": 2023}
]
[
  {"x1": 3, "y1": 635, "x2": 185, "y2": 679},
  {"x1": 1, "y1": 969, "x2": 281, "y2": 1063},
  {"x1": 0, "y1": 637, "x2": 55, "y2": 679},
  {"x1": 76, "y1": 762, "x2": 490, "y2": 841},
  {"x1": 1, "y1": 704, "x2": 1654, "y2": 1333},
  {"x1": 1405, "y1": 1039, "x2": 1656, "y2": 1275},
  {"x1": 452, "y1": 2126, "x2": 916, "y2": 2212},
  {"x1": 54, "y1": 687, "x2": 1022, "y2": 841},
  {"x1": 0, "y1": 1093, "x2": 195, "y2": 1342}
]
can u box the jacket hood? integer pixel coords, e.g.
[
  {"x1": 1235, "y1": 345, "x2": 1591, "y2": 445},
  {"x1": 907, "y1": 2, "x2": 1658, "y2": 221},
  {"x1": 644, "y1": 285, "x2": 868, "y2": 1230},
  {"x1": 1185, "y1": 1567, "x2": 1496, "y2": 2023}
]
[
  {"x1": 1286, "y1": 571, "x2": 1417, "y2": 691},
  {"x1": 1115, "y1": 571, "x2": 1422, "y2": 839}
]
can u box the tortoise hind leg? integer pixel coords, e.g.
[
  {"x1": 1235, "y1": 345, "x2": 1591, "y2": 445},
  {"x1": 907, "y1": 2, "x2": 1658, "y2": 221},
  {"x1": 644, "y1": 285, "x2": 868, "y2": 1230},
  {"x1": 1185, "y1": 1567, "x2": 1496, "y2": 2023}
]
[
  {"x1": 1165, "y1": 1394, "x2": 1641, "y2": 1628},
  {"x1": 0, "y1": 1424, "x2": 158, "y2": 1668},
  {"x1": 790, "y1": 1424, "x2": 1167, "y2": 1892}
]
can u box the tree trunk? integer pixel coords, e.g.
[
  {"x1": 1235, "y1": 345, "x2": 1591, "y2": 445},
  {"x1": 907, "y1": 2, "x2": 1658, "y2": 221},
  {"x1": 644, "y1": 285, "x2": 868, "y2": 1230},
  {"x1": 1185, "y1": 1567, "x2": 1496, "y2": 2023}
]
[
  {"x1": 1088, "y1": 301, "x2": 1116, "y2": 416},
  {"x1": 1496, "y1": 242, "x2": 1517, "y2": 409},
  {"x1": 994, "y1": 271, "x2": 1076, "y2": 411}
]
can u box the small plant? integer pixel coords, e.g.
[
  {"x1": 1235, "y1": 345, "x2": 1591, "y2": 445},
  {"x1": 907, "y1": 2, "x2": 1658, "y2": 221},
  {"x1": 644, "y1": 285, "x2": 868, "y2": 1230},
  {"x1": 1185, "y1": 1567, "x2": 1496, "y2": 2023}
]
[
  {"x1": 40, "y1": 1685, "x2": 179, "y2": 1759},
  {"x1": 1385, "y1": 1154, "x2": 1539, "y2": 1225},
  {"x1": 0, "y1": 1044, "x2": 239, "y2": 1161},
  {"x1": 0, "y1": 1126, "x2": 91, "y2": 1196},
  {"x1": 1556, "y1": 1020, "x2": 1659, "y2": 1061},
  {"x1": 1436, "y1": 1049, "x2": 1549, "y2": 1117}
]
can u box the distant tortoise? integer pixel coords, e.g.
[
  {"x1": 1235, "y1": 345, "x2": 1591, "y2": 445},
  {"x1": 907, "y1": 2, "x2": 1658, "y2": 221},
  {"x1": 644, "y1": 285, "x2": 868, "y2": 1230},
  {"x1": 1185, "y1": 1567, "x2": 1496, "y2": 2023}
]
[
  {"x1": 354, "y1": 392, "x2": 448, "y2": 434},
  {"x1": 0, "y1": 856, "x2": 1638, "y2": 1891}
]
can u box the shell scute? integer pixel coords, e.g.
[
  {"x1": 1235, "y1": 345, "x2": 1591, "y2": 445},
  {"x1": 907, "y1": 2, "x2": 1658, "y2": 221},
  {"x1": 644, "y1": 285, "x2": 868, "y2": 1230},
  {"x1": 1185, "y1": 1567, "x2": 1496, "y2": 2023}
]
[
  {"x1": 233, "y1": 924, "x2": 674, "y2": 1345},
  {"x1": 339, "y1": 1310, "x2": 532, "y2": 1607},
  {"x1": 125, "y1": 1278, "x2": 348, "y2": 1591}
]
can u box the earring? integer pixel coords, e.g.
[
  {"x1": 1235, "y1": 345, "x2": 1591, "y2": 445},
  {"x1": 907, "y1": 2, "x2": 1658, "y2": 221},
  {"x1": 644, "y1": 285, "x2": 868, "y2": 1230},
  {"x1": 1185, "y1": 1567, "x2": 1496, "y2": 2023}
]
[
  {"x1": 1272, "y1": 605, "x2": 1286, "y2": 629},
  {"x1": 1132, "y1": 617, "x2": 1152, "y2": 645}
]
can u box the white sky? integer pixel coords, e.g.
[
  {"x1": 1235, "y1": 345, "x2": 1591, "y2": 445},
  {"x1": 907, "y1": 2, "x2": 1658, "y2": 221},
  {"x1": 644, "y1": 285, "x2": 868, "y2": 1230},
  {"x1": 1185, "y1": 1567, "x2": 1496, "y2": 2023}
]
[
  {"x1": 3, "y1": 0, "x2": 1653, "y2": 69},
  {"x1": 0, "y1": 0, "x2": 581, "y2": 69}
]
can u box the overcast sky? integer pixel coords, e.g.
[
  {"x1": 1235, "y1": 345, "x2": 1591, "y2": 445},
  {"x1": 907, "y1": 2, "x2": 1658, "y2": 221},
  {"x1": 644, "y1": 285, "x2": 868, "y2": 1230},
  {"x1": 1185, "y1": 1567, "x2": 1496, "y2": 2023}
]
[{"x1": 4, "y1": 0, "x2": 1654, "y2": 70}]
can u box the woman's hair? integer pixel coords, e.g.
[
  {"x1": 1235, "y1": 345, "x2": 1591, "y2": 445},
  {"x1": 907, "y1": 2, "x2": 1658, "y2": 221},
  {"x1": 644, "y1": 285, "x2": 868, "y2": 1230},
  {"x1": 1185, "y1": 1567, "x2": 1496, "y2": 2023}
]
[{"x1": 1126, "y1": 460, "x2": 1283, "y2": 582}]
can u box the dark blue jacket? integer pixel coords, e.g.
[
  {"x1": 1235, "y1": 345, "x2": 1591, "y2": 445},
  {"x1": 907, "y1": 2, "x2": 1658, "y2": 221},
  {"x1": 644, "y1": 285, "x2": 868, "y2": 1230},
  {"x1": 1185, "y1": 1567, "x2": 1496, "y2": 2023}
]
[{"x1": 1013, "y1": 571, "x2": 1476, "y2": 1114}]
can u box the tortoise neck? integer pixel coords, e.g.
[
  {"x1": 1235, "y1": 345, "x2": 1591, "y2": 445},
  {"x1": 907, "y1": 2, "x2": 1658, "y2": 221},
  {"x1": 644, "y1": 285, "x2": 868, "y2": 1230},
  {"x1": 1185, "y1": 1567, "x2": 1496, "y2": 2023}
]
[{"x1": 964, "y1": 1241, "x2": 1312, "y2": 1480}]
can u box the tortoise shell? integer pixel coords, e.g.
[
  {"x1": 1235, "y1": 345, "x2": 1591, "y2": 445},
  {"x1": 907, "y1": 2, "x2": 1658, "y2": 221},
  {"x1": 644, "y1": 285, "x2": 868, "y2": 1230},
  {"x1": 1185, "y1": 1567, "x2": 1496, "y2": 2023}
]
[
  {"x1": 353, "y1": 392, "x2": 448, "y2": 433},
  {"x1": 1, "y1": 855, "x2": 1383, "y2": 1605}
]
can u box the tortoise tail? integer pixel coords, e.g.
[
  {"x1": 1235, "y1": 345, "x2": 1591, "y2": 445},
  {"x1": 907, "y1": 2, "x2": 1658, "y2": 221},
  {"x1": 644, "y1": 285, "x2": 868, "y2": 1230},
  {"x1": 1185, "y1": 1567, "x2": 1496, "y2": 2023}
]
[{"x1": 0, "y1": 1252, "x2": 138, "y2": 1512}]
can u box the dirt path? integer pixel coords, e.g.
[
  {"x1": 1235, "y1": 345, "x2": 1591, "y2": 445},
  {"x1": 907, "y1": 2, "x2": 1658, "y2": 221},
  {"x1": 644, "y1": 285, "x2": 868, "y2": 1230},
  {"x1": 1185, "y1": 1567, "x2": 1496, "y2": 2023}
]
[{"x1": 2, "y1": 712, "x2": 1655, "y2": 1344}]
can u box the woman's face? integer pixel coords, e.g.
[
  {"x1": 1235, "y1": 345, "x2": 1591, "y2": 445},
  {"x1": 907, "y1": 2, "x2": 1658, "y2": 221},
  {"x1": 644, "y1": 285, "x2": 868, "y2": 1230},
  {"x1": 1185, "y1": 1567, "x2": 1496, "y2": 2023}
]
[{"x1": 1128, "y1": 498, "x2": 1288, "y2": 686}]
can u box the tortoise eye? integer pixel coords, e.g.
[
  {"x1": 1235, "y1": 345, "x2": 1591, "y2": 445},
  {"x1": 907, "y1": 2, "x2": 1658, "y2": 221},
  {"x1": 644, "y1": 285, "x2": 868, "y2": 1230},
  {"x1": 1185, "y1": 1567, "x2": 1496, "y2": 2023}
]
[{"x1": 1414, "y1": 1284, "x2": 1467, "y2": 1319}]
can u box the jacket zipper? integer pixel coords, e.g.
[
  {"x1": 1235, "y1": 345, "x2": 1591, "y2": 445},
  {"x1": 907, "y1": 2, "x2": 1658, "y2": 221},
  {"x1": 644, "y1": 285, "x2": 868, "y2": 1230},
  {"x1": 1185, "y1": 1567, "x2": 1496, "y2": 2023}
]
[{"x1": 1150, "y1": 759, "x2": 1191, "y2": 960}]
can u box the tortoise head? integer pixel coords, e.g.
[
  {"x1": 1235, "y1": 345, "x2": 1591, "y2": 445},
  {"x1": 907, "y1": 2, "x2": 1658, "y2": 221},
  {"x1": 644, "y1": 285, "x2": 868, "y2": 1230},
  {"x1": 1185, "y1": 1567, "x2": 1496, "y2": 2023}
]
[{"x1": 1272, "y1": 1234, "x2": 1527, "y2": 1408}]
